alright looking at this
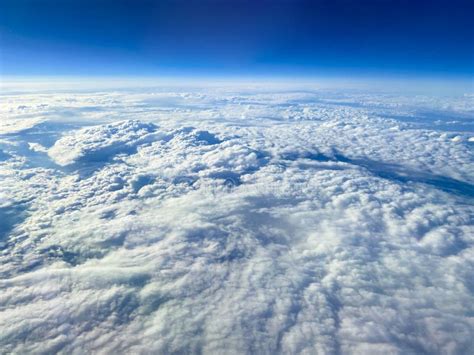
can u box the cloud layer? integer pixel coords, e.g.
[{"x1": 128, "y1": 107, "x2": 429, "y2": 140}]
[{"x1": 0, "y1": 85, "x2": 473, "y2": 354}]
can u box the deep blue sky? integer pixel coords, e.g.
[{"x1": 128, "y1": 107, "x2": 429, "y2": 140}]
[{"x1": 0, "y1": 0, "x2": 473, "y2": 77}]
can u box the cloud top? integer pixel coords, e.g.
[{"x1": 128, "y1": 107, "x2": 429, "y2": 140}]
[
  {"x1": 0, "y1": 86, "x2": 473, "y2": 354},
  {"x1": 48, "y1": 120, "x2": 159, "y2": 166}
]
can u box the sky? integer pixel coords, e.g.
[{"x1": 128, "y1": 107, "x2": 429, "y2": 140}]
[
  {"x1": 1, "y1": 2, "x2": 474, "y2": 353},
  {"x1": 0, "y1": 0, "x2": 473, "y2": 78}
]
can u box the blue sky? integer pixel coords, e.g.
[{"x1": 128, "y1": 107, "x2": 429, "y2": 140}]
[{"x1": 1, "y1": 0, "x2": 473, "y2": 78}]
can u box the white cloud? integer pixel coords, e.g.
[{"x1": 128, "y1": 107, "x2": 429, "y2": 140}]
[
  {"x1": 48, "y1": 120, "x2": 161, "y2": 166},
  {"x1": 0, "y1": 84, "x2": 473, "y2": 353}
]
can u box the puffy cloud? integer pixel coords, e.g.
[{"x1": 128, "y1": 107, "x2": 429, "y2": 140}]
[
  {"x1": 0, "y1": 85, "x2": 473, "y2": 353},
  {"x1": 48, "y1": 120, "x2": 161, "y2": 166}
]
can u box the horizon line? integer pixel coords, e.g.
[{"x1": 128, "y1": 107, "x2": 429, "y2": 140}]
[{"x1": 1, "y1": 74, "x2": 473, "y2": 96}]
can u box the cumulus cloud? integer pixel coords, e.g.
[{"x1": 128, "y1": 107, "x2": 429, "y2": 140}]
[
  {"x1": 48, "y1": 120, "x2": 161, "y2": 166},
  {"x1": 0, "y1": 84, "x2": 473, "y2": 354}
]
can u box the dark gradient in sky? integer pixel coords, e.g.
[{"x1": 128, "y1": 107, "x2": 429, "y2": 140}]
[{"x1": 1, "y1": 0, "x2": 473, "y2": 77}]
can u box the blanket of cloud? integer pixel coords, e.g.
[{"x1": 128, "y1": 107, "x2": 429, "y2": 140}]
[{"x1": 0, "y1": 82, "x2": 473, "y2": 354}]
